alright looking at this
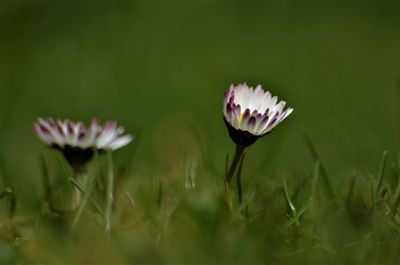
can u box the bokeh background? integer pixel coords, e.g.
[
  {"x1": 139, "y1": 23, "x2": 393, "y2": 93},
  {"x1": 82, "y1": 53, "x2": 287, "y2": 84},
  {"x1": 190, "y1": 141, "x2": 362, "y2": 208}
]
[{"x1": 0, "y1": 0, "x2": 400, "y2": 264}]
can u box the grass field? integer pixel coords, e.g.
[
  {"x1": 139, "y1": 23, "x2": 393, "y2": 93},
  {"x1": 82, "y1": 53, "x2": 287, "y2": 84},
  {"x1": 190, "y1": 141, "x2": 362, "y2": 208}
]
[{"x1": 1, "y1": 0, "x2": 400, "y2": 264}]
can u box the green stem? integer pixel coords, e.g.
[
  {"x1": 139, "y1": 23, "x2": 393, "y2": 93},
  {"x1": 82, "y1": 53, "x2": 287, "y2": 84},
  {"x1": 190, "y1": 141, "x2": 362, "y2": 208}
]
[
  {"x1": 105, "y1": 152, "x2": 115, "y2": 232},
  {"x1": 224, "y1": 144, "x2": 245, "y2": 211},
  {"x1": 225, "y1": 144, "x2": 245, "y2": 186},
  {"x1": 236, "y1": 152, "x2": 248, "y2": 218},
  {"x1": 236, "y1": 153, "x2": 246, "y2": 203}
]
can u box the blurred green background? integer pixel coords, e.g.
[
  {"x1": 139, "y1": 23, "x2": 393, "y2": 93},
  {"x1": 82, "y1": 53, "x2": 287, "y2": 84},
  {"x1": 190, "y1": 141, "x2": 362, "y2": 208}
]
[{"x1": 0, "y1": 0, "x2": 400, "y2": 264}]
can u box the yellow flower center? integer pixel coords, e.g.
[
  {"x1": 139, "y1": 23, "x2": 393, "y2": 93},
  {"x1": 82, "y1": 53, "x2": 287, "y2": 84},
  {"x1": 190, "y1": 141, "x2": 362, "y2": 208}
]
[{"x1": 239, "y1": 112, "x2": 245, "y2": 121}]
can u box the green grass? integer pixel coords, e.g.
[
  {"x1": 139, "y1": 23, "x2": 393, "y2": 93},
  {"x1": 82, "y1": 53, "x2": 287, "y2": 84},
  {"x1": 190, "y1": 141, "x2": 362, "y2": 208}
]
[{"x1": 1, "y1": 0, "x2": 400, "y2": 264}]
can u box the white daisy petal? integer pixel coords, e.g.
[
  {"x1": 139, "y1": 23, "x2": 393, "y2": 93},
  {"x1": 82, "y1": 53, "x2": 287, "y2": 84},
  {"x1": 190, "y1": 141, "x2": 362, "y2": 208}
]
[
  {"x1": 33, "y1": 123, "x2": 54, "y2": 145},
  {"x1": 106, "y1": 135, "x2": 133, "y2": 150},
  {"x1": 80, "y1": 119, "x2": 99, "y2": 148},
  {"x1": 34, "y1": 118, "x2": 133, "y2": 152},
  {"x1": 96, "y1": 121, "x2": 118, "y2": 149},
  {"x1": 223, "y1": 83, "x2": 293, "y2": 137},
  {"x1": 38, "y1": 118, "x2": 65, "y2": 146}
]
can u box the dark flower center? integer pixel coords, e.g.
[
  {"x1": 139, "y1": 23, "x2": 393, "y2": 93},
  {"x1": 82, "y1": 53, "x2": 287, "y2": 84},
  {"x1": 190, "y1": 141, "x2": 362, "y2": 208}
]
[
  {"x1": 52, "y1": 144, "x2": 94, "y2": 173},
  {"x1": 223, "y1": 117, "x2": 271, "y2": 147}
]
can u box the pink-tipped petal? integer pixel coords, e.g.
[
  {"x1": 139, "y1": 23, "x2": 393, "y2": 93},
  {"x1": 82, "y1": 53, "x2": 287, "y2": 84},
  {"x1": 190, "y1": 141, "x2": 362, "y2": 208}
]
[{"x1": 107, "y1": 135, "x2": 133, "y2": 150}]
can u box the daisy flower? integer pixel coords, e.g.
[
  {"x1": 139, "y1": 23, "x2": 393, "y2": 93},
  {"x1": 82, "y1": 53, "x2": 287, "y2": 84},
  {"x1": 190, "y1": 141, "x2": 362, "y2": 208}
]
[
  {"x1": 223, "y1": 83, "x2": 293, "y2": 147},
  {"x1": 223, "y1": 83, "x2": 293, "y2": 201},
  {"x1": 34, "y1": 118, "x2": 133, "y2": 172}
]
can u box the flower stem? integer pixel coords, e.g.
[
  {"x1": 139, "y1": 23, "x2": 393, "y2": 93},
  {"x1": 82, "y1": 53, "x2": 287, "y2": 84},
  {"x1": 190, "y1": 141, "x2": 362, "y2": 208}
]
[
  {"x1": 236, "y1": 151, "x2": 249, "y2": 218},
  {"x1": 236, "y1": 153, "x2": 246, "y2": 204},
  {"x1": 224, "y1": 144, "x2": 245, "y2": 210},
  {"x1": 105, "y1": 152, "x2": 114, "y2": 232},
  {"x1": 225, "y1": 144, "x2": 245, "y2": 186}
]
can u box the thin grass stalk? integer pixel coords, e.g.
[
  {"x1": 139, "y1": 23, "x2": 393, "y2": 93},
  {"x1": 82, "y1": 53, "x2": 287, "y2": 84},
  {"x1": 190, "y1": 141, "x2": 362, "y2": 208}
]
[
  {"x1": 282, "y1": 181, "x2": 299, "y2": 226},
  {"x1": 70, "y1": 170, "x2": 96, "y2": 230},
  {"x1": 310, "y1": 160, "x2": 320, "y2": 219},
  {"x1": 303, "y1": 134, "x2": 335, "y2": 199},
  {"x1": 391, "y1": 152, "x2": 400, "y2": 215},
  {"x1": 375, "y1": 150, "x2": 388, "y2": 201},
  {"x1": 70, "y1": 177, "x2": 105, "y2": 220}
]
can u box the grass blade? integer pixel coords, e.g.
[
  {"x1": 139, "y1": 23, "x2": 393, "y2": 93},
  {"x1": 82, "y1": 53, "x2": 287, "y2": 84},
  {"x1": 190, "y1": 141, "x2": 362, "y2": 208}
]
[
  {"x1": 375, "y1": 150, "x2": 388, "y2": 200},
  {"x1": 309, "y1": 160, "x2": 320, "y2": 218},
  {"x1": 70, "y1": 177, "x2": 105, "y2": 220},
  {"x1": 303, "y1": 133, "x2": 335, "y2": 199},
  {"x1": 288, "y1": 204, "x2": 307, "y2": 226},
  {"x1": 70, "y1": 171, "x2": 96, "y2": 230},
  {"x1": 346, "y1": 175, "x2": 356, "y2": 209},
  {"x1": 282, "y1": 181, "x2": 298, "y2": 225},
  {"x1": 39, "y1": 156, "x2": 51, "y2": 202},
  {"x1": 391, "y1": 152, "x2": 400, "y2": 214}
]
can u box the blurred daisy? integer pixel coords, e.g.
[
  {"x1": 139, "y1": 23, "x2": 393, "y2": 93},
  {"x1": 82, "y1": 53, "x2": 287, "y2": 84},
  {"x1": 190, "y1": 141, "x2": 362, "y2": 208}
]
[
  {"x1": 223, "y1": 83, "x2": 293, "y2": 147},
  {"x1": 34, "y1": 118, "x2": 133, "y2": 171}
]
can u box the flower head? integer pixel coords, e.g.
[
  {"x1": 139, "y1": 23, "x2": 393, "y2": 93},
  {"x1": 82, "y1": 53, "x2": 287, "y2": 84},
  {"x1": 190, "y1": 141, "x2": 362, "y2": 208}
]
[
  {"x1": 34, "y1": 118, "x2": 133, "y2": 170},
  {"x1": 223, "y1": 83, "x2": 293, "y2": 146}
]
